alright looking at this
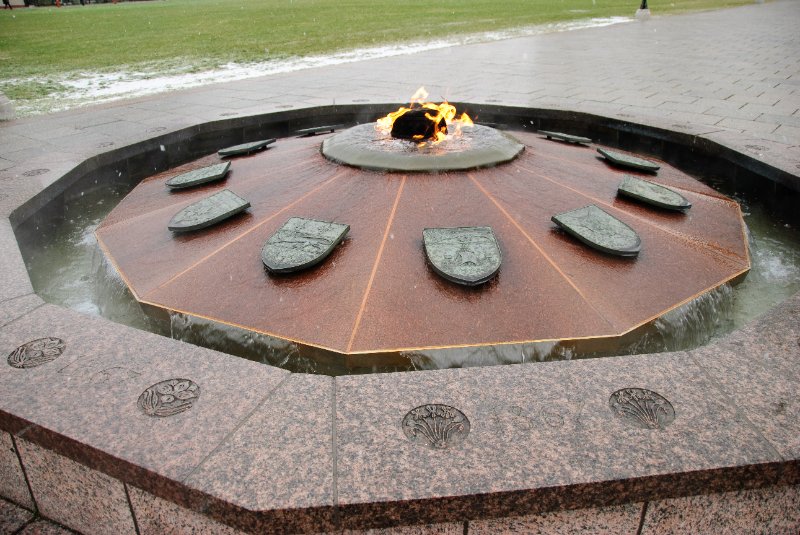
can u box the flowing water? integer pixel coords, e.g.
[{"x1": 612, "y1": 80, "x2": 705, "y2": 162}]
[{"x1": 17, "y1": 159, "x2": 800, "y2": 375}]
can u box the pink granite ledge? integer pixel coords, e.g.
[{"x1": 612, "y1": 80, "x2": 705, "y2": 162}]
[
  {"x1": 333, "y1": 348, "x2": 795, "y2": 530},
  {"x1": 0, "y1": 305, "x2": 295, "y2": 517},
  {"x1": 0, "y1": 105, "x2": 798, "y2": 533}
]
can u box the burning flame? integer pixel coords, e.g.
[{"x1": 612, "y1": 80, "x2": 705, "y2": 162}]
[{"x1": 376, "y1": 87, "x2": 474, "y2": 144}]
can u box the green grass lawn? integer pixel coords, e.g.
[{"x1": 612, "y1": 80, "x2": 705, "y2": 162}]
[{"x1": 0, "y1": 0, "x2": 754, "y2": 92}]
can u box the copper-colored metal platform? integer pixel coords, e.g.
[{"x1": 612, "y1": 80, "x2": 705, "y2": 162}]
[{"x1": 96, "y1": 130, "x2": 750, "y2": 355}]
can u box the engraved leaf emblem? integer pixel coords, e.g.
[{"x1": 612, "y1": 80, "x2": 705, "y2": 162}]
[
  {"x1": 7, "y1": 337, "x2": 66, "y2": 369},
  {"x1": 402, "y1": 404, "x2": 470, "y2": 449},
  {"x1": 138, "y1": 378, "x2": 200, "y2": 418},
  {"x1": 140, "y1": 388, "x2": 160, "y2": 416}
]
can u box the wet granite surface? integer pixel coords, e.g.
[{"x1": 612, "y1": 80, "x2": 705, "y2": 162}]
[
  {"x1": 16, "y1": 521, "x2": 77, "y2": 535},
  {"x1": 0, "y1": 220, "x2": 34, "y2": 302},
  {"x1": 0, "y1": 497, "x2": 34, "y2": 534},
  {"x1": 334, "y1": 351, "x2": 784, "y2": 528},
  {"x1": 0, "y1": 294, "x2": 43, "y2": 331},
  {"x1": 0, "y1": 305, "x2": 288, "y2": 488},
  {"x1": 184, "y1": 374, "x2": 335, "y2": 533},
  {"x1": 128, "y1": 485, "x2": 243, "y2": 535},
  {"x1": 16, "y1": 438, "x2": 136, "y2": 535},
  {"x1": 0, "y1": 431, "x2": 33, "y2": 510},
  {"x1": 468, "y1": 503, "x2": 643, "y2": 534},
  {"x1": 690, "y1": 293, "x2": 800, "y2": 460},
  {"x1": 641, "y1": 484, "x2": 800, "y2": 534}
]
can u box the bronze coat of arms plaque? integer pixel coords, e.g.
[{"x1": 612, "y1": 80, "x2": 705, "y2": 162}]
[
  {"x1": 539, "y1": 130, "x2": 592, "y2": 145},
  {"x1": 261, "y1": 217, "x2": 350, "y2": 273},
  {"x1": 423, "y1": 226, "x2": 502, "y2": 286},
  {"x1": 617, "y1": 175, "x2": 692, "y2": 211},
  {"x1": 165, "y1": 161, "x2": 231, "y2": 190},
  {"x1": 597, "y1": 147, "x2": 660, "y2": 172},
  {"x1": 552, "y1": 205, "x2": 642, "y2": 257},
  {"x1": 218, "y1": 138, "x2": 276, "y2": 157},
  {"x1": 168, "y1": 189, "x2": 250, "y2": 232}
]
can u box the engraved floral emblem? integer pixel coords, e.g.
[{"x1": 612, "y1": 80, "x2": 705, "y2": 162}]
[
  {"x1": 402, "y1": 404, "x2": 470, "y2": 449},
  {"x1": 609, "y1": 388, "x2": 675, "y2": 430},
  {"x1": 137, "y1": 379, "x2": 200, "y2": 417},
  {"x1": 7, "y1": 337, "x2": 66, "y2": 369}
]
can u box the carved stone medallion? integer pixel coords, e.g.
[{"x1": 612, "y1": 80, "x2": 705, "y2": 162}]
[
  {"x1": 551, "y1": 205, "x2": 641, "y2": 257},
  {"x1": 539, "y1": 130, "x2": 592, "y2": 144},
  {"x1": 617, "y1": 175, "x2": 692, "y2": 211},
  {"x1": 423, "y1": 226, "x2": 502, "y2": 286},
  {"x1": 597, "y1": 148, "x2": 660, "y2": 172},
  {"x1": 218, "y1": 138, "x2": 276, "y2": 157},
  {"x1": 137, "y1": 379, "x2": 200, "y2": 417},
  {"x1": 165, "y1": 162, "x2": 231, "y2": 189},
  {"x1": 7, "y1": 337, "x2": 66, "y2": 369},
  {"x1": 295, "y1": 124, "x2": 345, "y2": 137},
  {"x1": 261, "y1": 217, "x2": 350, "y2": 273},
  {"x1": 402, "y1": 404, "x2": 470, "y2": 449},
  {"x1": 168, "y1": 189, "x2": 251, "y2": 232},
  {"x1": 609, "y1": 388, "x2": 675, "y2": 430}
]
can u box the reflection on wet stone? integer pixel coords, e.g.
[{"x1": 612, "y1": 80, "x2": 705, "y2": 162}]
[
  {"x1": 402, "y1": 404, "x2": 470, "y2": 449},
  {"x1": 138, "y1": 378, "x2": 200, "y2": 417},
  {"x1": 7, "y1": 337, "x2": 66, "y2": 369},
  {"x1": 609, "y1": 388, "x2": 675, "y2": 430}
]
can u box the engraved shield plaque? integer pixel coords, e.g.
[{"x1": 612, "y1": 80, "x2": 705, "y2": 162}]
[
  {"x1": 539, "y1": 130, "x2": 592, "y2": 144},
  {"x1": 168, "y1": 189, "x2": 250, "y2": 232},
  {"x1": 423, "y1": 226, "x2": 502, "y2": 286},
  {"x1": 617, "y1": 175, "x2": 692, "y2": 211},
  {"x1": 218, "y1": 138, "x2": 276, "y2": 157},
  {"x1": 597, "y1": 148, "x2": 660, "y2": 172},
  {"x1": 261, "y1": 217, "x2": 350, "y2": 273},
  {"x1": 552, "y1": 205, "x2": 641, "y2": 257},
  {"x1": 295, "y1": 124, "x2": 344, "y2": 137},
  {"x1": 165, "y1": 162, "x2": 230, "y2": 189}
]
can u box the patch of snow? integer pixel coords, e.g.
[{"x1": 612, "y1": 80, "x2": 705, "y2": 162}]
[{"x1": 11, "y1": 17, "x2": 631, "y2": 116}]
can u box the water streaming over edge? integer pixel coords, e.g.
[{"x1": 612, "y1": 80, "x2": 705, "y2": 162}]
[{"x1": 17, "y1": 152, "x2": 800, "y2": 375}]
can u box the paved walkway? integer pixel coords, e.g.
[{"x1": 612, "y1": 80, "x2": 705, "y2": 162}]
[{"x1": 1, "y1": 0, "x2": 799, "y2": 206}]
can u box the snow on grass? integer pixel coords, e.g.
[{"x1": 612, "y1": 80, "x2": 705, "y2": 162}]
[{"x1": 9, "y1": 17, "x2": 630, "y2": 117}]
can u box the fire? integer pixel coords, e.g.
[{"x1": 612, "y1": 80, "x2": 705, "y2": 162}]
[{"x1": 376, "y1": 87, "x2": 474, "y2": 144}]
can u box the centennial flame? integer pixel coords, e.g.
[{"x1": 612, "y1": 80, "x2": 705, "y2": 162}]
[{"x1": 376, "y1": 87, "x2": 473, "y2": 144}]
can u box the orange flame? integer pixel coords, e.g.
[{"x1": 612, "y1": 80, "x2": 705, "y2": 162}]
[{"x1": 376, "y1": 86, "x2": 473, "y2": 144}]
